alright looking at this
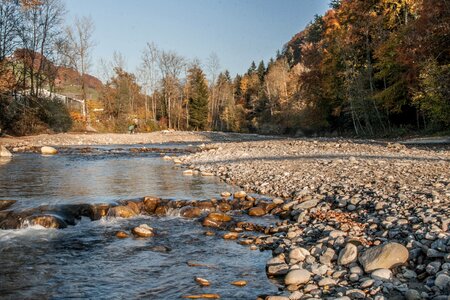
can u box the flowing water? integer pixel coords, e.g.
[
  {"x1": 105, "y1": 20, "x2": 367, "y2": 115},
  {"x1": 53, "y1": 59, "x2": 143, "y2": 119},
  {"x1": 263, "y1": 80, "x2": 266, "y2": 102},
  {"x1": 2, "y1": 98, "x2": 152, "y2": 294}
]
[{"x1": 0, "y1": 145, "x2": 279, "y2": 299}]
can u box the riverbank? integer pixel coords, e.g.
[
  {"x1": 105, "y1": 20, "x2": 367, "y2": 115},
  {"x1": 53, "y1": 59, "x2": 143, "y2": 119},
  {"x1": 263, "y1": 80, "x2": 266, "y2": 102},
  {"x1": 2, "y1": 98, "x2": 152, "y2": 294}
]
[{"x1": 178, "y1": 138, "x2": 450, "y2": 299}]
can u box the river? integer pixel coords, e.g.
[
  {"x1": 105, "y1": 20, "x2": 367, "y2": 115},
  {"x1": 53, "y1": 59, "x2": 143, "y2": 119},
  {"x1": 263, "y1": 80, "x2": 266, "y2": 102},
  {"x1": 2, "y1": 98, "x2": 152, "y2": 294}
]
[{"x1": 0, "y1": 145, "x2": 279, "y2": 299}]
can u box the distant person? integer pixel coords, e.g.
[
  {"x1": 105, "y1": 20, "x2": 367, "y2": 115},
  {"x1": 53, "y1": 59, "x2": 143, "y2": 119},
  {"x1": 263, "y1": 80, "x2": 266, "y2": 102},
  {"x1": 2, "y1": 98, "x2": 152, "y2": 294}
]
[{"x1": 128, "y1": 124, "x2": 137, "y2": 134}]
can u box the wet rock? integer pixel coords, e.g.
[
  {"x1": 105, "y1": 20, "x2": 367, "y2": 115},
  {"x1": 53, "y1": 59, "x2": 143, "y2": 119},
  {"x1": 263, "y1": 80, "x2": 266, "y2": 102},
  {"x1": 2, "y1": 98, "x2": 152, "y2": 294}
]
[
  {"x1": 220, "y1": 191, "x2": 231, "y2": 198},
  {"x1": 249, "y1": 207, "x2": 266, "y2": 217},
  {"x1": 180, "y1": 206, "x2": 201, "y2": 218},
  {"x1": 359, "y1": 242, "x2": 409, "y2": 272},
  {"x1": 116, "y1": 231, "x2": 129, "y2": 238},
  {"x1": 90, "y1": 203, "x2": 111, "y2": 219},
  {"x1": 202, "y1": 212, "x2": 232, "y2": 229},
  {"x1": 142, "y1": 196, "x2": 160, "y2": 214},
  {"x1": 154, "y1": 205, "x2": 168, "y2": 216},
  {"x1": 194, "y1": 277, "x2": 210, "y2": 286},
  {"x1": 26, "y1": 214, "x2": 67, "y2": 229},
  {"x1": 183, "y1": 169, "x2": 194, "y2": 175},
  {"x1": 41, "y1": 146, "x2": 58, "y2": 155},
  {"x1": 0, "y1": 200, "x2": 16, "y2": 211},
  {"x1": 149, "y1": 245, "x2": 171, "y2": 253},
  {"x1": 231, "y1": 280, "x2": 247, "y2": 286},
  {"x1": 132, "y1": 224, "x2": 154, "y2": 237},
  {"x1": 218, "y1": 202, "x2": 232, "y2": 212},
  {"x1": 284, "y1": 269, "x2": 311, "y2": 285},
  {"x1": 338, "y1": 243, "x2": 358, "y2": 265},
  {"x1": 234, "y1": 191, "x2": 247, "y2": 199},
  {"x1": 223, "y1": 232, "x2": 239, "y2": 240},
  {"x1": 206, "y1": 212, "x2": 232, "y2": 222},
  {"x1": 182, "y1": 294, "x2": 220, "y2": 299},
  {"x1": 0, "y1": 145, "x2": 12, "y2": 157},
  {"x1": 107, "y1": 205, "x2": 137, "y2": 218}
]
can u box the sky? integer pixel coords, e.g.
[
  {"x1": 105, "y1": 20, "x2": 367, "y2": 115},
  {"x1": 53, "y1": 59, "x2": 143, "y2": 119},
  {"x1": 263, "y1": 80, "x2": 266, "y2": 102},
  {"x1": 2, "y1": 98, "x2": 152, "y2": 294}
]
[{"x1": 63, "y1": 0, "x2": 330, "y2": 81}]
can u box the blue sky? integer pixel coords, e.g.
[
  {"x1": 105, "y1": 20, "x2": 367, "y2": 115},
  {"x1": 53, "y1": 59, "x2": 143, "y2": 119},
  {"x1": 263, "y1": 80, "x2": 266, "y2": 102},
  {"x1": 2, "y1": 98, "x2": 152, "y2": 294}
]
[{"x1": 64, "y1": 0, "x2": 330, "y2": 80}]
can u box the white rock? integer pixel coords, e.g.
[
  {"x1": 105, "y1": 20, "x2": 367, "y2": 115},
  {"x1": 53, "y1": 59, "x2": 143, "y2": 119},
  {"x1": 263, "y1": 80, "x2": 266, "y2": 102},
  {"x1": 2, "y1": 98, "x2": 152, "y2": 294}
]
[
  {"x1": 289, "y1": 247, "x2": 310, "y2": 263},
  {"x1": 371, "y1": 268, "x2": 392, "y2": 281},
  {"x1": 338, "y1": 243, "x2": 358, "y2": 265},
  {"x1": 284, "y1": 269, "x2": 311, "y2": 285},
  {"x1": 359, "y1": 242, "x2": 409, "y2": 272},
  {"x1": 41, "y1": 146, "x2": 58, "y2": 155},
  {"x1": 0, "y1": 145, "x2": 12, "y2": 157}
]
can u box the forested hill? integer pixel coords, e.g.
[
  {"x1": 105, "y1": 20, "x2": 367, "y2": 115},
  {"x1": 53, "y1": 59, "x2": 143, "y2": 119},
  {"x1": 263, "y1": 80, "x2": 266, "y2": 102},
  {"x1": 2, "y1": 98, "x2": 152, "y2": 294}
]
[{"x1": 235, "y1": 0, "x2": 449, "y2": 136}]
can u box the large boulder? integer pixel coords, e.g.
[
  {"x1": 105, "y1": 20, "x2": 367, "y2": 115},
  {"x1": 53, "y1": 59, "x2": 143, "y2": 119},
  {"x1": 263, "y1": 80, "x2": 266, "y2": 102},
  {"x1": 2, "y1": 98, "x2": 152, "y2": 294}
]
[
  {"x1": 0, "y1": 145, "x2": 12, "y2": 157},
  {"x1": 41, "y1": 146, "x2": 58, "y2": 155},
  {"x1": 359, "y1": 242, "x2": 409, "y2": 272},
  {"x1": 142, "y1": 196, "x2": 160, "y2": 214}
]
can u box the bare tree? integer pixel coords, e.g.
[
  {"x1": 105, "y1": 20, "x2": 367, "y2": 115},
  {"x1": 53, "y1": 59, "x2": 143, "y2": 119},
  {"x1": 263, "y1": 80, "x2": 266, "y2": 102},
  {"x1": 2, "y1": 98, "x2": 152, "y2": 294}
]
[
  {"x1": 137, "y1": 42, "x2": 160, "y2": 121},
  {"x1": 206, "y1": 52, "x2": 220, "y2": 128},
  {"x1": 17, "y1": 0, "x2": 66, "y2": 95},
  {"x1": 157, "y1": 50, "x2": 185, "y2": 128},
  {"x1": 64, "y1": 15, "x2": 95, "y2": 126}
]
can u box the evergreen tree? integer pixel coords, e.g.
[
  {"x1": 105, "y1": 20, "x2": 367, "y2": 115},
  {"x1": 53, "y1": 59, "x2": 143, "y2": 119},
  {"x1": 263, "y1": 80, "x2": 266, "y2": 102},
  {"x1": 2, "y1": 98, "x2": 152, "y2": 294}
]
[
  {"x1": 257, "y1": 60, "x2": 266, "y2": 82},
  {"x1": 247, "y1": 61, "x2": 257, "y2": 75},
  {"x1": 187, "y1": 65, "x2": 209, "y2": 130}
]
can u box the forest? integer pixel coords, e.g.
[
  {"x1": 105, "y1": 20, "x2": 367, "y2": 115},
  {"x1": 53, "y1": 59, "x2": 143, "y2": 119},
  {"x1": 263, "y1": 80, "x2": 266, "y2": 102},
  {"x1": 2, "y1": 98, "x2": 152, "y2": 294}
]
[{"x1": 0, "y1": 0, "x2": 449, "y2": 136}]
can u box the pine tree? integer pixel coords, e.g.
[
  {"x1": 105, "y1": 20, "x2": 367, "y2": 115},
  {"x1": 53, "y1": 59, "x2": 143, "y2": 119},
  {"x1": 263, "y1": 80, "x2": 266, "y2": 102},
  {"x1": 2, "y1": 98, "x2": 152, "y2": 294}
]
[{"x1": 187, "y1": 65, "x2": 209, "y2": 130}]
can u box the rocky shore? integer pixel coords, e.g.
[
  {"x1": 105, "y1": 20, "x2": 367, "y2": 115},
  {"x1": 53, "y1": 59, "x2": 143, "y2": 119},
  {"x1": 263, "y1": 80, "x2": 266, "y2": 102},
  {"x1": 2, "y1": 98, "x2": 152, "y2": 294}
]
[{"x1": 178, "y1": 139, "x2": 450, "y2": 299}]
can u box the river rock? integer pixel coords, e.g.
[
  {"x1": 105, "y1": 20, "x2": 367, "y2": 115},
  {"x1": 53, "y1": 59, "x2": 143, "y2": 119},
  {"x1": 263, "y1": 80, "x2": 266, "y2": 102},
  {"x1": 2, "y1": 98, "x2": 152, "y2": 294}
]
[
  {"x1": 194, "y1": 277, "x2": 210, "y2": 286},
  {"x1": 143, "y1": 196, "x2": 160, "y2": 213},
  {"x1": 358, "y1": 242, "x2": 409, "y2": 272},
  {"x1": 371, "y1": 268, "x2": 392, "y2": 281},
  {"x1": 0, "y1": 200, "x2": 16, "y2": 211},
  {"x1": 41, "y1": 146, "x2": 58, "y2": 155},
  {"x1": 107, "y1": 205, "x2": 137, "y2": 218},
  {"x1": 0, "y1": 145, "x2": 12, "y2": 157},
  {"x1": 404, "y1": 289, "x2": 421, "y2": 300},
  {"x1": 434, "y1": 274, "x2": 450, "y2": 290},
  {"x1": 206, "y1": 212, "x2": 232, "y2": 222},
  {"x1": 248, "y1": 206, "x2": 265, "y2": 216},
  {"x1": 223, "y1": 232, "x2": 239, "y2": 240},
  {"x1": 180, "y1": 206, "x2": 201, "y2": 218},
  {"x1": 338, "y1": 243, "x2": 358, "y2": 265},
  {"x1": 284, "y1": 269, "x2": 311, "y2": 285},
  {"x1": 234, "y1": 191, "x2": 247, "y2": 199},
  {"x1": 202, "y1": 212, "x2": 232, "y2": 228},
  {"x1": 132, "y1": 224, "x2": 154, "y2": 237},
  {"x1": 26, "y1": 214, "x2": 67, "y2": 229},
  {"x1": 296, "y1": 199, "x2": 320, "y2": 209},
  {"x1": 220, "y1": 191, "x2": 231, "y2": 198},
  {"x1": 116, "y1": 231, "x2": 129, "y2": 238},
  {"x1": 231, "y1": 280, "x2": 247, "y2": 286},
  {"x1": 289, "y1": 247, "x2": 310, "y2": 263}
]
